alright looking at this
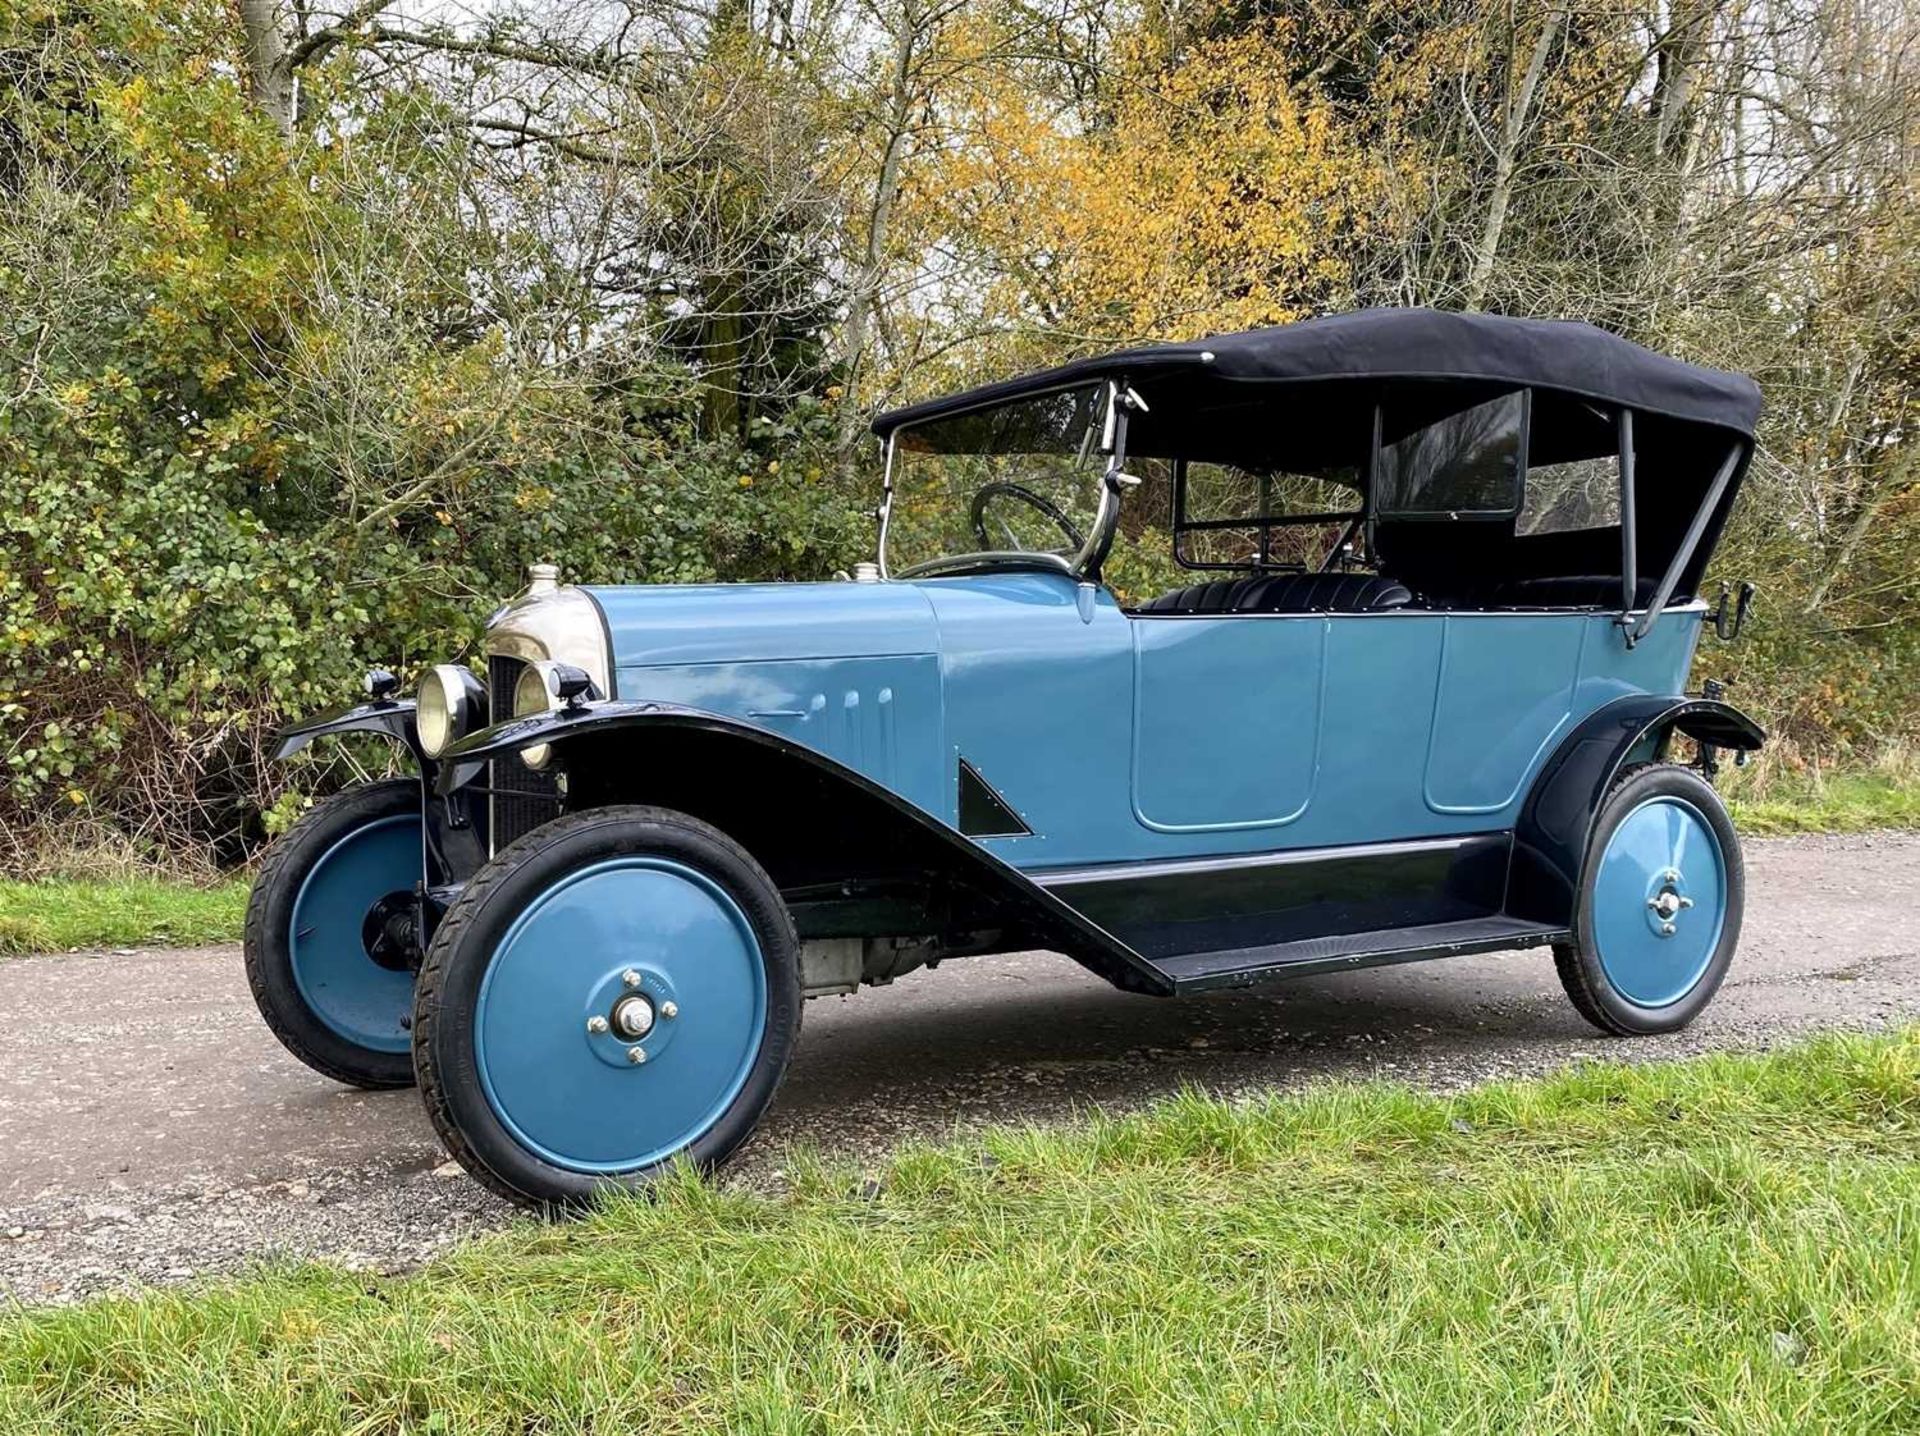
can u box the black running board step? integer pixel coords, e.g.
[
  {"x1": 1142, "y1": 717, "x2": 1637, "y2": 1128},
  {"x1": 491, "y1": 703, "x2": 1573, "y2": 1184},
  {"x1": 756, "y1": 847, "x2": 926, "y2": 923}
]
[{"x1": 1155, "y1": 916, "x2": 1569, "y2": 994}]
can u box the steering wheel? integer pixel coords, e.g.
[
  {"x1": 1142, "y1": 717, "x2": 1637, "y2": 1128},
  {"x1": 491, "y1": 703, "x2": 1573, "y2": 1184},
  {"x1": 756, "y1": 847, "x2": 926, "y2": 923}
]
[{"x1": 968, "y1": 481, "x2": 1086, "y2": 554}]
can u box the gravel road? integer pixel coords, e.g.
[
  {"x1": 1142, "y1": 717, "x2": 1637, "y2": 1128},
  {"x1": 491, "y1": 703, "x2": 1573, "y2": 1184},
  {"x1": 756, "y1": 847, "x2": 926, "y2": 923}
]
[{"x1": 2, "y1": 829, "x2": 1914, "y2": 1306}]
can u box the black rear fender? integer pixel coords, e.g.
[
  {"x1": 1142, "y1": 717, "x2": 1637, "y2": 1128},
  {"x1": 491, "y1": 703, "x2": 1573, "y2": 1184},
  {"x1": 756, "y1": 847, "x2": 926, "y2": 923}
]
[{"x1": 1509, "y1": 695, "x2": 1764, "y2": 925}]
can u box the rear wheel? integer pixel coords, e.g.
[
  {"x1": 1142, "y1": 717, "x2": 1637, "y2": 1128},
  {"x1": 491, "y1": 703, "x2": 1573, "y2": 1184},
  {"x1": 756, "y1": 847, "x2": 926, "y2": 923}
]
[
  {"x1": 244, "y1": 779, "x2": 422, "y2": 1089},
  {"x1": 413, "y1": 806, "x2": 801, "y2": 1208},
  {"x1": 1554, "y1": 763, "x2": 1743, "y2": 1035}
]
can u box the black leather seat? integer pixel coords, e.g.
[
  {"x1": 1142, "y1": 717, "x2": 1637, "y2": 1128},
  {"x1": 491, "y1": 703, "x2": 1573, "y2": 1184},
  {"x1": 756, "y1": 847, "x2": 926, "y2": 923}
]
[
  {"x1": 1138, "y1": 572, "x2": 1415, "y2": 615},
  {"x1": 1487, "y1": 575, "x2": 1659, "y2": 609}
]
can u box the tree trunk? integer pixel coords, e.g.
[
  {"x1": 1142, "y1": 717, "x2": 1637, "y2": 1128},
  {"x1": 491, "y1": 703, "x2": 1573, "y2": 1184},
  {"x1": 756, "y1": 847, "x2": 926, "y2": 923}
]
[
  {"x1": 697, "y1": 0, "x2": 756, "y2": 442},
  {"x1": 835, "y1": 0, "x2": 921, "y2": 480},
  {"x1": 699, "y1": 285, "x2": 746, "y2": 442},
  {"x1": 1463, "y1": 8, "x2": 1563, "y2": 311},
  {"x1": 1653, "y1": 1, "x2": 1721, "y2": 161},
  {"x1": 236, "y1": 0, "x2": 295, "y2": 134},
  {"x1": 1808, "y1": 443, "x2": 1915, "y2": 611}
]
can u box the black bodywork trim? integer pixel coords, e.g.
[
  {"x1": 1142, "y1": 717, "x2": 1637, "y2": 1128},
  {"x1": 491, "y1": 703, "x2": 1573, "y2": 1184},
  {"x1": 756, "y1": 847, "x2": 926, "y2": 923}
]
[
  {"x1": 276, "y1": 684, "x2": 1764, "y2": 996},
  {"x1": 958, "y1": 758, "x2": 1032, "y2": 837},
  {"x1": 437, "y1": 701, "x2": 1176, "y2": 996},
  {"x1": 1034, "y1": 834, "x2": 1508, "y2": 962},
  {"x1": 436, "y1": 704, "x2": 1545, "y2": 993},
  {"x1": 1158, "y1": 915, "x2": 1568, "y2": 993},
  {"x1": 272, "y1": 697, "x2": 421, "y2": 763},
  {"x1": 1509, "y1": 694, "x2": 1764, "y2": 925}
]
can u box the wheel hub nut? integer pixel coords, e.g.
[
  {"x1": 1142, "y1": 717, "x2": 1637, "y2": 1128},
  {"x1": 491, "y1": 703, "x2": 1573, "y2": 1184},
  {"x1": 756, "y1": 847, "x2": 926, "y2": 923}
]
[
  {"x1": 611, "y1": 994, "x2": 656, "y2": 1039},
  {"x1": 626, "y1": 1046, "x2": 646, "y2": 1065}
]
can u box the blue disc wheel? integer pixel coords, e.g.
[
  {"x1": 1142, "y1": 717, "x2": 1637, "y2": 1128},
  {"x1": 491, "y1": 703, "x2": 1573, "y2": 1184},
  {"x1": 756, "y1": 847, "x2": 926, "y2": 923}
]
[
  {"x1": 1556, "y1": 764, "x2": 1744, "y2": 1035},
  {"x1": 414, "y1": 806, "x2": 801, "y2": 1207},
  {"x1": 244, "y1": 779, "x2": 424, "y2": 1088}
]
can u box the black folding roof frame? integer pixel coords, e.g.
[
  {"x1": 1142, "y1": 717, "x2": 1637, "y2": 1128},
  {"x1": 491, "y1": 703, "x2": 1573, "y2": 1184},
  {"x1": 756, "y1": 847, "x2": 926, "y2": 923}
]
[{"x1": 875, "y1": 310, "x2": 1759, "y2": 641}]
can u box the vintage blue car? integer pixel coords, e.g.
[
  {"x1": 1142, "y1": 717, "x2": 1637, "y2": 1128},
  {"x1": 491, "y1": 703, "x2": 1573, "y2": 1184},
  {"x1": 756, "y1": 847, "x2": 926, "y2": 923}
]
[{"x1": 249, "y1": 309, "x2": 1763, "y2": 1206}]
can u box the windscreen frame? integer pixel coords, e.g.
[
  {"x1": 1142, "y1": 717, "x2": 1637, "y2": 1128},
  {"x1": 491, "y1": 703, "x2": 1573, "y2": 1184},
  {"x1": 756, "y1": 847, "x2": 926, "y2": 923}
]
[{"x1": 876, "y1": 380, "x2": 1126, "y2": 581}]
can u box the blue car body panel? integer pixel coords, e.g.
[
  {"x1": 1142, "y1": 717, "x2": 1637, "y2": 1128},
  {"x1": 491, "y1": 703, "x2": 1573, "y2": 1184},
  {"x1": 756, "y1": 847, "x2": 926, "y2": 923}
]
[
  {"x1": 586, "y1": 582, "x2": 949, "y2": 818},
  {"x1": 1131, "y1": 612, "x2": 1325, "y2": 832},
  {"x1": 588, "y1": 580, "x2": 942, "y2": 665},
  {"x1": 584, "y1": 571, "x2": 1705, "y2": 875}
]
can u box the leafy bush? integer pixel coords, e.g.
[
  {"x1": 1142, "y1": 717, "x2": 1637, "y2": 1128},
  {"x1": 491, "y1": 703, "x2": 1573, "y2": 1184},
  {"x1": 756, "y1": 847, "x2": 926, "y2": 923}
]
[{"x1": 0, "y1": 6, "x2": 869, "y2": 860}]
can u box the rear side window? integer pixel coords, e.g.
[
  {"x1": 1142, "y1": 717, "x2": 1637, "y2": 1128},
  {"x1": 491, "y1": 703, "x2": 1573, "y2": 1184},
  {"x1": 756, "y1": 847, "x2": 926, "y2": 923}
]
[
  {"x1": 1519, "y1": 455, "x2": 1621, "y2": 535},
  {"x1": 1375, "y1": 391, "x2": 1526, "y2": 519}
]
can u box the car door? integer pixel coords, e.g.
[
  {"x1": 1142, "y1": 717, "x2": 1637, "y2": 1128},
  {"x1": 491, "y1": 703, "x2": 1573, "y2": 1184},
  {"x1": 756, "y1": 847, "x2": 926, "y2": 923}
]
[
  {"x1": 1130, "y1": 613, "x2": 1325, "y2": 833},
  {"x1": 1422, "y1": 613, "x2": 1586, "y2": 815}
]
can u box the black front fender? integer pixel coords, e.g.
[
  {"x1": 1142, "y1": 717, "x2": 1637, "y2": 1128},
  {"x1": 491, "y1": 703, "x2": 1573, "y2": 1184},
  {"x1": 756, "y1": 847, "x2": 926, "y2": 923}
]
[
  {"x1": 273, "y1": 696, "x2": 490, "y2": 896},
  {"x1": 435, "y1": 700, "x2": 1177, "y2": 997},
  {"x1": 432, "y1": 700, "x2": 674, "y2": 794},
  {"x1": 273, "y1": 698, "x2": 421, "y2": 763},
  {"x1": 1509, "y1": 694, "x2": 1765, "y2": 925}
]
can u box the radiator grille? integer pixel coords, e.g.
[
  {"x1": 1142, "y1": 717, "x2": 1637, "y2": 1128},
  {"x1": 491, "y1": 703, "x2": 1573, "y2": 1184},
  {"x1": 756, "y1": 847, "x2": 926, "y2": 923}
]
[{"x1": 487, "y1": 654, "x2": 560, "y2": 856}]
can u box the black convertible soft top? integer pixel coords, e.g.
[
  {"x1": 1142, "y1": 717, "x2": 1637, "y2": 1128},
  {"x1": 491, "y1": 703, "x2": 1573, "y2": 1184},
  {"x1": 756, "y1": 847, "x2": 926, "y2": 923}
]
[{"x1": 871, "y1": 308, "x2": 1762, "y2": 442}]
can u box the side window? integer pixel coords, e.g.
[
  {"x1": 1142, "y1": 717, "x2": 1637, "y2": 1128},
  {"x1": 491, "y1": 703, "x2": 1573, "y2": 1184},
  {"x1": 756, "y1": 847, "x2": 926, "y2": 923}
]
[
  {"x1": 1375, "y1": 391, "x2": 1526, "y2": 518},
  {"x1": 1519, "y1": 455, "x2": 1621, "y2": 535},
  {"x1": 1177, "y1": 461, "x2": 1362, "y2": 568}
]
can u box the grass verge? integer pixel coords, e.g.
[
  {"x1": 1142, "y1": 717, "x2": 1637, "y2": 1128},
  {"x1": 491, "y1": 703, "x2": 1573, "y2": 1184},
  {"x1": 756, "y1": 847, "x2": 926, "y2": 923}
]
[
  {"x1": 1726, "y1": 763, "x2": 1920, "y2": 836},
  {"x1": 0, "y1": 878, "x2": 249, "y2": 955},
  {"x1": 3, "y1": 1030, "x2": 1916, "y2": 1433}
]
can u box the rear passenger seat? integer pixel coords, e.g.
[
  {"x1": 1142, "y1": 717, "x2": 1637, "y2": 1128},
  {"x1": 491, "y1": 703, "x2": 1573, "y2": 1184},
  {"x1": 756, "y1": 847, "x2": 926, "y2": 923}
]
[
  {"x1": 1485, "y1": 576, "x2": 1659, "y2": 609},
  {"x1": 1136, "y1": 572, "x2": 1415, "y2": 614}
]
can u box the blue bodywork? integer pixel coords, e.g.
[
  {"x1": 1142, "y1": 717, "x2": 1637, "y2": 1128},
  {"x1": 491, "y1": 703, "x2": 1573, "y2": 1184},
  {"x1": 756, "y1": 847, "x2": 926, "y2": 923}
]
[
  {"x1": 257, "y1": 311, "x2": 1771, "y2": 1205},
  {"x1": 248, "y1": 310, "x2": 1773, "y2": 1210},
  {"x1": 584, "y1": 571, "x2": 1705, "y2": 872}
]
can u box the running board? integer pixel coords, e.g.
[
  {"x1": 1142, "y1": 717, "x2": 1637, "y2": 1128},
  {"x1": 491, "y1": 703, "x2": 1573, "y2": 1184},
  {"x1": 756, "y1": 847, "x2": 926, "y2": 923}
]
[{"x1": 1152, "y1": 916, "x2": 1569, "y2": 994}]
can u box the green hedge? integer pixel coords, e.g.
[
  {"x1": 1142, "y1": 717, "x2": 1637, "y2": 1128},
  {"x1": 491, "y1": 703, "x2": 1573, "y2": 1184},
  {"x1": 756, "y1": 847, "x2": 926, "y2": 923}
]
[{"x1": 0, "y1": 5, "x2": 871, "y2": 857}]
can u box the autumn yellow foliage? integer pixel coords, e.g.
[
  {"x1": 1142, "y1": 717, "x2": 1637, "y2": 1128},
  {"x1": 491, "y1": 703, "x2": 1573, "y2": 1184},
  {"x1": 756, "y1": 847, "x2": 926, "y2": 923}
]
[{"x1": 926, "y1": 16, "x2": 1387, "y2": 361}]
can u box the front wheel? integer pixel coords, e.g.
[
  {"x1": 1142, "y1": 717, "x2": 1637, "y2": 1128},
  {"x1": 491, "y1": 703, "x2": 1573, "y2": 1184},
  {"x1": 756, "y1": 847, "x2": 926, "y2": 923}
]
[
  {"x1": 412, "y1": 806, "x2": 801, "y2": 1208},
  {"x1": 243, "y1": 779, "x2": 423, "y2": 1089},
  {"x1": 1554, "y1": 763, "x2": 1744, "y2": 1036}
]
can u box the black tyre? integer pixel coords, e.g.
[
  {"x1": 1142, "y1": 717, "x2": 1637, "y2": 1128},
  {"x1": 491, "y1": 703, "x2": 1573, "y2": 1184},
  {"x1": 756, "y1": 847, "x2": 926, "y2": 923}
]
[
  {"x1": 413, "y1": 805, "x2": 802, "y2": 1208},
  {"x1": 244, "y1": 779, "x2": 423, "y2": 1089},
  {"x1": 1554, "y1": 763, "x2": 1744, "y2": 1036}
]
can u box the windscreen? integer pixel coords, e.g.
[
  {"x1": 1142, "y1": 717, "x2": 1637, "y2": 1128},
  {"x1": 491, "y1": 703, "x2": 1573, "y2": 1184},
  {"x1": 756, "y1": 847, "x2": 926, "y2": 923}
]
[{"x1": 885, "y1": 386, "x2": 1106, "y2": 575}]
